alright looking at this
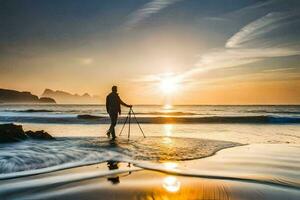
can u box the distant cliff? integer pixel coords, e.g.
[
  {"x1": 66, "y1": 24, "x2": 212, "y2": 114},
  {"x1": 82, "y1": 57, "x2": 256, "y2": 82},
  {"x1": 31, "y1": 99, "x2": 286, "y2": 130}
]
[
  {"x1": 0, "y1": 89, "x2": 56, "y2": 103},
  {"x1": 41, "y1": 89, "x2": 100, "y2": 104}
]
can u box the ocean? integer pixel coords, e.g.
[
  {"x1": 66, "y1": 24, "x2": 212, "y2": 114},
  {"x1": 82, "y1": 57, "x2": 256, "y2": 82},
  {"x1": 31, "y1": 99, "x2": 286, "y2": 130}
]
[{"x1": 0, "y1": 104, "x2": 300, "y2": 199}]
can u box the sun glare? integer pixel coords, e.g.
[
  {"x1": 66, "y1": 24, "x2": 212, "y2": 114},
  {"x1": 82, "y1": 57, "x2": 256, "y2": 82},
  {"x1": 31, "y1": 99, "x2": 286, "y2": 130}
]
[{"x1": 160, "y1": 78, "x2": 178, "y2": 94}]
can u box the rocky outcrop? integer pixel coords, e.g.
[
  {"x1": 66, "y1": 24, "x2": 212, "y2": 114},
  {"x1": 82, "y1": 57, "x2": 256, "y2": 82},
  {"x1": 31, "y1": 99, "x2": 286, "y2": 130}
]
[
  {"x1": 0, "y1": 88, "x2": 56, "y2": 103},
  {"x1": 0, "y1": 123, "x2": 54, "y2": 143},
  {"x1": 39, "y1": 97, "x2": 56, "y2": 103},
  {"x1": 41, "y1": 88, "x2": 100, "y2": 104},
  {"x1": 24, "y1": 130, "x2": 54, "y2": 140},
  {"x1": 0, "y1": 124, "x2": 27, "y2": 143}
]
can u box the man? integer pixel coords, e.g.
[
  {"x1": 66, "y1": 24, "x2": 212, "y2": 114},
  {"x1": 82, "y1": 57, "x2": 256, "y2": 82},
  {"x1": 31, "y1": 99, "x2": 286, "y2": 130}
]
[{"x1": 106, "y1": 85, "x2": 132, "y2": 140}]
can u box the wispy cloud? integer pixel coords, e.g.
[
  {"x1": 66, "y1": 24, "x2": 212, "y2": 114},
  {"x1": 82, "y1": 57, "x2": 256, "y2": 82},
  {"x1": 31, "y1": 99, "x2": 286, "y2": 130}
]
[
  {"x1": 134, "y1": 1, "x2": 300, "y2": 86},
  {"x1": 79, "y1": 57, "x2": 94, "y2": 65},
  {"x1": 123, "y1": 0, "x2": 184, "y2": 30},
  {"x1": 177, "y1": 10, "x2": 300, "y2": 80},
  {"x1": 263, "y1": 67, "x2": 295, "y2": 73},
  {"x1": 226, "y1": 12, "x2": 296, "y2": 48}
]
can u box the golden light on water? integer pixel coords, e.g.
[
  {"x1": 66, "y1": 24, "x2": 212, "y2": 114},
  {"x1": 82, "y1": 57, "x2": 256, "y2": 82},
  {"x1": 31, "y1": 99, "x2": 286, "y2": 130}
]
[
  {"x1": 162, "y1": 176, "x2": 181, "y2": 193},
  {"x1": 163, "y1": 104, "x2": 173, "y2": 110},
  {"x1": 163, "y1": 124, "x2": 173, "y2": 137},
  {"x1": 162, "y1": 137, "x2": 172, "y2": 144}
]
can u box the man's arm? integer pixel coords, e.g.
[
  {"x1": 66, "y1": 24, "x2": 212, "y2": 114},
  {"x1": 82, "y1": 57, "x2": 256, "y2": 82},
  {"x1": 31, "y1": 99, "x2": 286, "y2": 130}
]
[{"x1": 118, "y1": 96, "x2": 131, "y2": 108}]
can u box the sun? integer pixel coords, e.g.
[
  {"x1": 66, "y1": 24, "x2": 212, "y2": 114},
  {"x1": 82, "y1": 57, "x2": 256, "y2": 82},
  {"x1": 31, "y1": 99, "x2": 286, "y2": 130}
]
[{"x1": 160, "y1": 78, "x2": 178, "y2": 94}]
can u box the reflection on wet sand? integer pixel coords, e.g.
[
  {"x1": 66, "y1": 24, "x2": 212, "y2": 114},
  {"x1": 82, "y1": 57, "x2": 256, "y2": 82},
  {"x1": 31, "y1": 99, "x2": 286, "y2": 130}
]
[
  {"x1": 162, "y1": 176, "x2": 181, "y2": 193},
  {"x1": 135, "y1": 171, "x2": 234, "y2": 200},
  {"x1": 107, "y1": 161, "x2": 120, "y2": 184},
  {"x1": 163, "y1": 162, "x2": 178, "y2": 170}
]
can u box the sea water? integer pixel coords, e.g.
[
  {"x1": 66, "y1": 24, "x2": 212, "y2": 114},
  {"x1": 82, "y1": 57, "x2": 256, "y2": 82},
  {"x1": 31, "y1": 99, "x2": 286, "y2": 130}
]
[{"x1": 0, "y1": 105, "x2": 299, "y2": 184}]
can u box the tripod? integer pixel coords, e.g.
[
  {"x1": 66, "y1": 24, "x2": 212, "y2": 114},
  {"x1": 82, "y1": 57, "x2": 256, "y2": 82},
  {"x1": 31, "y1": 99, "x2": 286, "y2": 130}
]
[{"x1": 119, "y1": 107, "x2": 146, "y2": 140}]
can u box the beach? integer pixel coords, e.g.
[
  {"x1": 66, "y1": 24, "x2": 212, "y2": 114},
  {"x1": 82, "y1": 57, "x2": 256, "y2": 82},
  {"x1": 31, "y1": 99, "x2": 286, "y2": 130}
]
[
  {"x1": 2, "y1": 0, "x2": 300, "y2": 198},
  {"x1": 0, "y1": 105, "x2": 300, "y2": 199},
  {"x1": 1, "y1": 144, "x2": 299, "y2": 200}
]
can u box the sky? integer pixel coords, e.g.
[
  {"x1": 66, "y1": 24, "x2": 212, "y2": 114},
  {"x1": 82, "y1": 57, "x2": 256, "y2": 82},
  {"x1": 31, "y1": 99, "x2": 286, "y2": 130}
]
[{"x1": 0, "y1": 0, "x2": 300, "y2": 105}]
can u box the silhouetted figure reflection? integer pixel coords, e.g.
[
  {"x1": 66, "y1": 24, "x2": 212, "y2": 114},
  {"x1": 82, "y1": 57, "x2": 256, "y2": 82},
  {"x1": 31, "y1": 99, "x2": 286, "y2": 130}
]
[
  {"x1": 106, "y1": 85, "x2": 132, "y2": 140},
  {"x1": 107, "y1": 160, "x2": 120, "y2": 184}
]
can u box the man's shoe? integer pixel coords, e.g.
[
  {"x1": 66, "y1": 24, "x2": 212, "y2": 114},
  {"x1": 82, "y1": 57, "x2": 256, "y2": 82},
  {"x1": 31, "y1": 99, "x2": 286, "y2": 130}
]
[{"x1": 106, "y1": 131, "x2": 111, "y2": 138}]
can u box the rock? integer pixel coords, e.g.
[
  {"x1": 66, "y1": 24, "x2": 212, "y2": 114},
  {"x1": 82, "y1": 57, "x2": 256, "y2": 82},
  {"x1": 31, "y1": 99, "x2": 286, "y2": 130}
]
[
  {"x1": 0, "y1": 123, "x2": 54, "y2": 143},
  {"x1": 41, "y1": 88, "x2": 100, "y2": 104},
  {"x1": 39, "y1": 97, "x2": 56, "y2": 103},
  {"x1": 0, "y1": 123, "x2": 27, "y2": 143},
  {"x1": 0, "y1": 88, "x2": 56, "y2": 103},
  {"x1": 25, "y1": 130, "x2": 54, "y2": 140},
  {"x1": 0, "y1": 88, "x2": 39, "y2": 103}
]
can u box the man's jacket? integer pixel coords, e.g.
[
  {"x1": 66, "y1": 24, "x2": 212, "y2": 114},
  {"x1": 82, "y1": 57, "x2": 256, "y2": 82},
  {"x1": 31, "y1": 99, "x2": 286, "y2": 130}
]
[{"x1": 106, "y1": 92, "x2": 128, "y2": 114}]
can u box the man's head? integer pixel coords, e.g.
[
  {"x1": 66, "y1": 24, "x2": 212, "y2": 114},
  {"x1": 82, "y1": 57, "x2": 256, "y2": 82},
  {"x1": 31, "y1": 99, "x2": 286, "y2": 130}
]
[{"x1": 112, "y1": 85, "x2": 117, "y2": 93}]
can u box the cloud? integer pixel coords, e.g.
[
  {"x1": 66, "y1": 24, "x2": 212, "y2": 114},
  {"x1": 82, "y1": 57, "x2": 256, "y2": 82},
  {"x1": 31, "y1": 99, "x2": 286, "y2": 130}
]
[
  {"x1": 177, "y1": 10, "x2": 300, "y2": 80},
  {"x1": 226, "y1": 12, "x2": 297, "y2": 48},
  {"x1": 79, "y1": 58, "x2": 94, "y2": 65},
  {"x1": 123, "y1": 0, "x2": 184, "y2": 30},
  {"x1": 263, "y1": 67, "x2": 295, "y2": 73},
  {"x1": 202, "y1": 17, "x2": 230, "y2": 22},
  {"x1": 134, "y1": 1, "x2": 300, "y2": 87}
]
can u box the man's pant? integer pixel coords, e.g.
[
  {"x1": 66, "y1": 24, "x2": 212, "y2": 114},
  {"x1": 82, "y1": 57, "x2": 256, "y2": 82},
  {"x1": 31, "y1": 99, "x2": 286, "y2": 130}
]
[{"x1": 109, "y1": 112, "x2": 118, "y2": 138}]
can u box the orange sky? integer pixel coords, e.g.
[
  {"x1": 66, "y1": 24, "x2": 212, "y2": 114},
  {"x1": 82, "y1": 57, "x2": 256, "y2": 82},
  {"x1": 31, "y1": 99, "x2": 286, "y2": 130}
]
[{"x1": 1, "y1": 0, "x2": 300, "y2": 105}]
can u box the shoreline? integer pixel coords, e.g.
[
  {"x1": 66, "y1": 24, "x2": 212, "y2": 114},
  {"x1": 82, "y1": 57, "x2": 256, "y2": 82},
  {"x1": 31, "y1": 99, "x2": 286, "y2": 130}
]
[
  {"x1": 0, "y1": 136, "x2": 242, "y2": 180},
  {"x1": 1, "y1": 144, "x2": 299, "y2": 200}
]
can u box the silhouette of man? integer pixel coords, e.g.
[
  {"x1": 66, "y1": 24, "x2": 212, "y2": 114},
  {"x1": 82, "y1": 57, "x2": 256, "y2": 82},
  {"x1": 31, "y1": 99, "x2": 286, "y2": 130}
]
[{"x1": 106, "y1": 86, "x2": 131, "y2": 140}]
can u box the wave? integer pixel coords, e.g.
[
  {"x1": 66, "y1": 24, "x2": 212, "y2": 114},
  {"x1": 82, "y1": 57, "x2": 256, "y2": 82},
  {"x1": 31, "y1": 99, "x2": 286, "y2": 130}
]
[
  {"x1": 245, "y1": 110, "x2": 300, "y2": 114},
  {"x1": 19, "y1": 109, "x2": 55, "y2": 113},
  {"x1": 3, "y1": 109, "x2": 56, "y2": 113},
  {"x1": 134, "y1": 111, "x2": 198, "y2": 116},
  {"x1": 3, "y1": 109, "x2": 198, "y2": 116},
  {"x1": 0, "y1": 115, "x2": 300, "y2": 124},
  {"x1": 0, "y1": 137, "x2": 240, "y2": 178},
  {"x1": 0, "y1": 141, "x2": 299, "y2": 194}
]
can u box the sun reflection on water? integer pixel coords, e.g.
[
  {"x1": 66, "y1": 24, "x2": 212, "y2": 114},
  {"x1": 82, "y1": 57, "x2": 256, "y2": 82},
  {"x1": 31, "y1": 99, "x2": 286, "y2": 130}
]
[
  {"x1": 163, "y1": 124, "x2": 173, "y2": 137},
  {"x1": 163, "y1": 104, "x2": 173, "y2": 110},
  {"x1": 162, "y1": 176, "x2": 181, "y2": 193},
  {"x1": 162, "y1": 137, "x2": 172, "y2": 144}
]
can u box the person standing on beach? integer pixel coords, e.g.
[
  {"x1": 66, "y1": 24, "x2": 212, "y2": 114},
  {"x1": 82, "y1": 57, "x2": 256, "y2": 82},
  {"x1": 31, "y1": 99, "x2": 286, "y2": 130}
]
[{"x1": 106, "y1": 85, "x2": 132, "y2": 140}]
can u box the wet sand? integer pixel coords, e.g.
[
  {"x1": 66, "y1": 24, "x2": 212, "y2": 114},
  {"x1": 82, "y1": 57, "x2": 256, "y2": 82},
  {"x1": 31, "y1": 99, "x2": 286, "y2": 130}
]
[{"x1": 1, "y1": 144, "x2": 299, "y2": 200}]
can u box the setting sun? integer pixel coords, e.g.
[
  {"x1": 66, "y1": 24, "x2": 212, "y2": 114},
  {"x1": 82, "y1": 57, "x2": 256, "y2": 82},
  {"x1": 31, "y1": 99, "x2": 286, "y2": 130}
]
[{"x1": 160, "y1": 78, "x2": 179, "y2": 94}]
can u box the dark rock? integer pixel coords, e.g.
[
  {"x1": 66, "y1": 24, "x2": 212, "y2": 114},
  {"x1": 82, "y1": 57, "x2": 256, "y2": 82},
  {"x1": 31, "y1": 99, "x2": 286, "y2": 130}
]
[
  {"x1": 0, "y1": 88, "x2": 56, "y2": 103},
  {"x1": 0, "y1": 123, "x2": 27, "y2": 143},
  {"x1": 39, "y1": 97, "x2": 56, "y2": 103},
  {"x1": 0, "y1": 88, "x2": 39, "y2": 103},
  {"x1": 0, "y1": 123, "x2": 54, "y2": 143},
  {"x1": 25, "y1": 130, "x2": 54, "y2": 140}
]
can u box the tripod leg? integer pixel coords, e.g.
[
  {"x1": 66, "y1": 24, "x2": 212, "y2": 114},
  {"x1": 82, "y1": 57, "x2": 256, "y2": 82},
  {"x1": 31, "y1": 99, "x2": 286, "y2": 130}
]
[
  {"x1": 128, "y1": 109, "x2": 131, "y2": 140},
  {"x1": 131, "y1": 109, "x2": 146, "y2": 138},
  {"x1": 119, "y1": 111, "x2": 130, "y2": 136}
]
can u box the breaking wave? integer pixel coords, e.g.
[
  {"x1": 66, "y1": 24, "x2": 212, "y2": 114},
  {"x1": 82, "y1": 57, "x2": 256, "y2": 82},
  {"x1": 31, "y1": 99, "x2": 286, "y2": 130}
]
[
  {"x1": 0, "y1": 137, "x2": 240, "y2": 179},
  {"x1": 0, "y1": 115, "x2": 300, "y2": 124}
]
